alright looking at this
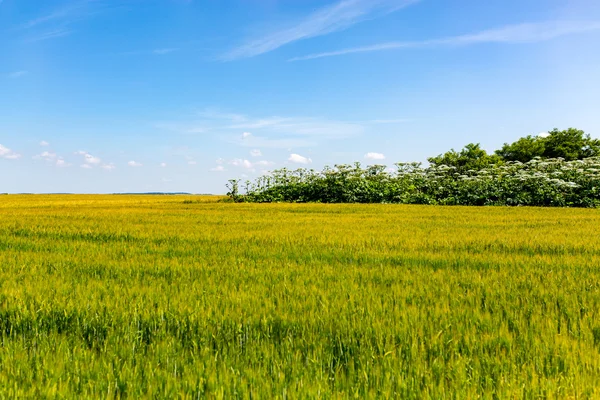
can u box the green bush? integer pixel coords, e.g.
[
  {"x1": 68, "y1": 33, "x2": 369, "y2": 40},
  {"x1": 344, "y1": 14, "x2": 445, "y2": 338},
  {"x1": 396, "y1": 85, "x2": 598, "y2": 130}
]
[{"x1": 231, "y1": 157, "x2": 600, "y2": 207}]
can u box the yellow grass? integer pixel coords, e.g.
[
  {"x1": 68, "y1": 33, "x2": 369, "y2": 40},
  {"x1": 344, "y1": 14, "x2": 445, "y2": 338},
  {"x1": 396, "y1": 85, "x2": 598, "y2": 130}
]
[{"x1": 1, "y1": 195, "x2": 599, "y2": 398}]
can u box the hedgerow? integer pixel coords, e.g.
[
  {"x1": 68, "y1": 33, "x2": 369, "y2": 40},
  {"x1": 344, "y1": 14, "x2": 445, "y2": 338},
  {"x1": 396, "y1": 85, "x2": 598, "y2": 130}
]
[{"x1": 228, "y1": 157, "x2": 600, "y2": 207}]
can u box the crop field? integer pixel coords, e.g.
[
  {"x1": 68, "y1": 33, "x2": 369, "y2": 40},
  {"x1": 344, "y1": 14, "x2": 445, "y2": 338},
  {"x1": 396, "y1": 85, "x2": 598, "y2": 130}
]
[{"x1": 1, "y1": 195, "x2": 600, "y2": 398}]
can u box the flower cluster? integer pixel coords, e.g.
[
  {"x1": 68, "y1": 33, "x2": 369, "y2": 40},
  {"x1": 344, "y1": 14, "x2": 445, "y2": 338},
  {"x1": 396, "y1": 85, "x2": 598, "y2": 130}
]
[{"x1": 229, "y1": 157, "x2": 600, "y2": 207}]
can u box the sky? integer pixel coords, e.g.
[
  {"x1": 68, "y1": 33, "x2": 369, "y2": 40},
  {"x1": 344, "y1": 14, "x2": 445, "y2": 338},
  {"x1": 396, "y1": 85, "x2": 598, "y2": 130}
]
[{"x1": 1, "y1": 0, "x2": 600, "y2": 194}]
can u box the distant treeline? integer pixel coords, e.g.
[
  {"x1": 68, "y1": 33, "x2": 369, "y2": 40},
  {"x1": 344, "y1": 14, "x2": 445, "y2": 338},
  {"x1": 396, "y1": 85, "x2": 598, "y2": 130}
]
[{"x1": 227, "y1": 128, "x2": 600, "y2": 207}]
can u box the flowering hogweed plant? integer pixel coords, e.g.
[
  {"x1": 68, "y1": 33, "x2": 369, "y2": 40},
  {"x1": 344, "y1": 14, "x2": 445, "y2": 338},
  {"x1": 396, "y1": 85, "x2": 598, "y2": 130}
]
[{"x1": 231, "y1": 157, "x2": 600, "y2": 207}]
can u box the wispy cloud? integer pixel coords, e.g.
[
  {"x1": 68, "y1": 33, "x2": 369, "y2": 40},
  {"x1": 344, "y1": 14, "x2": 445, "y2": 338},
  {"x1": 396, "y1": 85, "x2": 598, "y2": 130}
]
[
  {"x1": 158, "y1": 109, "x2": 365, "y2": 148},
  {"x1": 221, "y1": 114, "x2": 364, "y2": 139},
  {"x1": 224, "y1": 113, "x2": 363, "y2": 148},
  {"x1": 369, "y1": 118, "x2": 410, "y2": 124},
  {"x1": 221, "y1": 0, "x2": 419, "y2": 60},
  {"x1": 22, "y1": 0, "x2": 108, "y2": 42},
  {"x1": 290, "y1": 20, "x2": 600, "y2": 61},
  {"x1": 128, "y1": 161, "x2": 143, "y2": 167},
  {"x1": 25, "y1": 28, "x2": 72, "y2": 43},
  {"x1": 153, "y1": 48, "x2": 179, "y2": 55},
  {"x1": 235, "y1": 135, "x2": 317, "y2": 149},
  {"x1": 7, "y1": 70, "x2": 28, "y2": 78},
  {"x1": 120, "y1": 47, "x2": 181, "y2": 56}
]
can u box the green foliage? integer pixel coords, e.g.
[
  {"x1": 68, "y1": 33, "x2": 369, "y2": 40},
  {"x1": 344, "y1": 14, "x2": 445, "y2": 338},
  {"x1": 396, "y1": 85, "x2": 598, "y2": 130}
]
[
  {"x1": 232, "y1": 128, "x2": 599, "y2": 206},
  {"x1": 543, "y1": 128, "x2": 600, "y2": 160},
  {"x1": 497, "y1": 128, "x2": 600, "y2": 162},
  {"x1": 235, "y1": 157, "x2": 600, "y2": 207},
  {"x1": 496, "y1": 135, "x2": 546, "y2": 162},
  {"x1": 428, "y1": 143, "x2": 501, "y2": 173}
]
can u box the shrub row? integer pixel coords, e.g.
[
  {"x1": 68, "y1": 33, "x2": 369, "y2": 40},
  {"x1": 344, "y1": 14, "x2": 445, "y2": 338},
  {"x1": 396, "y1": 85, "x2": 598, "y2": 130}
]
[{"x1": 228, "y1": 157, "x2": 600, "y2": 207}]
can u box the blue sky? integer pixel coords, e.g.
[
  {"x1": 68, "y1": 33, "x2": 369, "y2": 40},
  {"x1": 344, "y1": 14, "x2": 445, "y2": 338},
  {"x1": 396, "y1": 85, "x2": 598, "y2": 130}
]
[{"x1": 1, "y1": 0, "x2": 599, "y2": 194}]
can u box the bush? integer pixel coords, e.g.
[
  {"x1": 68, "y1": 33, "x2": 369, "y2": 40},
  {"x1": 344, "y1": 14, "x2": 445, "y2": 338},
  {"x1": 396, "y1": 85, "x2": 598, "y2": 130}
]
[{"x1": 230, "y1": 157, "x2": 600, "y2": 207}]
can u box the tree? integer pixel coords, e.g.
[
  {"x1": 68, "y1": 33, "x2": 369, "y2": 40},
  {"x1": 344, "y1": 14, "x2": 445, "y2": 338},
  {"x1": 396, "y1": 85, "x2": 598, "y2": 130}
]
[
  {"x1": 497, "y1": 128, "x2": 600, "y2": 162},
  {"x1": 495, "y1": 135, "x2": 545, "y2": 163},
  {"x1": 543, "y1": 128, "x2": 600, "y2": 160},
  {"x1": 428, "y1": 143, "x2": 501, "y2": 173}
]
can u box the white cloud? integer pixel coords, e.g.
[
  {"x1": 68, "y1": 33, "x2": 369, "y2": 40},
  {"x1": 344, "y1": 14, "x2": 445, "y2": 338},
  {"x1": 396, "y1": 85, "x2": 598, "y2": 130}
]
[
  {"x1": 216, "y1": 158, "x2": 225, "y2": 164},
  {"x1": 288, "y1": 153, "x2": 312, "y2": 164},
  {"x1": 250, "y1": 149, "x2": 262, "y2": 157},
  {"x1": 290, "y1": 20, "x2": 600, "y2": 61},
  {"x1": 255, "y1": 160, "x2": 275, "y2": 167},
  {"x1": 55, "y1": 158, "x2": 70, "y2": 167},
  {"x1": 538, "y1": 132, "x2": 551, "y2": 138},
  {"x1": 102, "y1": 163, "x2": 116, "y2": 171},
  {"x1": 8, "y1": 71, "x2": 28, "y2": 79},
  {"x1": 160, "y1": 162, "x2": 167, "y2": 167},
  {"x1": 0, "y1": 144, "x2": 21, "y2": 160},
  {"x1": 35, "y1": 151, "x2": 72, "y2": 167},
  {"x1": 242, "y1": 132, "x2": 252, "y2": 139},
  {"x1": 365, "y1": 152, "x2": 386, "y2": 160},
  {"x1": 85, "y1": 154, "x2": 101, "y2": 164},
  {"x1": 210, "y1": 165, "x2": 226, "y2": 172},
  {"x1": 34, "y1": 151, "x2": 57, "y2": 162},
  {"x1": 221, "y1": 0, "x2": 419, "y2": 60},
  {"x1": 128, "y1": 161, "x2": 142, "y2": 167},
  {"x1": 230, "y1": 158, "x2": 254, "y2": 169},
  {"x1": 39, "y1": 140, "x2": 50, "y2": 146},
  {"x1": 76, "y1": 151, "x2": 102, "y2": 166}
]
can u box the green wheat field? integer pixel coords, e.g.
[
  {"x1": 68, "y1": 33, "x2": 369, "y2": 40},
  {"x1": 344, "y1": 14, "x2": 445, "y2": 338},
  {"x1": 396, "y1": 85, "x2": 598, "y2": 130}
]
[{"x1": 1, "y1": 195, "x2": 600, "y2": 398}]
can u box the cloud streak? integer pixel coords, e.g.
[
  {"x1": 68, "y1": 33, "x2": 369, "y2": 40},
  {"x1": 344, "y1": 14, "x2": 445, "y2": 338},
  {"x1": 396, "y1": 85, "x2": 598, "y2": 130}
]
[
  {"x1": 22, "y1": 0, "x2": 110, "y2": 42},
  {"x1": 221, "y1": 0, "x2": 419, "y2": 60},
  {"x1": 8, "y1": 71, "x2": 28, "y2": 78},
  {"x1": 158, "y1": 109, "x2": 365, "y2": 149},
  {"x1": 290, "y1": 20, "x2": 600, "y2": 61}
]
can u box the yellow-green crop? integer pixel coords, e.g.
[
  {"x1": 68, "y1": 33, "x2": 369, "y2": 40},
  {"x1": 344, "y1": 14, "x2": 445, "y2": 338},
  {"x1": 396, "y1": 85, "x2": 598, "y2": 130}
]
[{"x1": 1, "y1": 195, "x2": 600, "y2": 398}]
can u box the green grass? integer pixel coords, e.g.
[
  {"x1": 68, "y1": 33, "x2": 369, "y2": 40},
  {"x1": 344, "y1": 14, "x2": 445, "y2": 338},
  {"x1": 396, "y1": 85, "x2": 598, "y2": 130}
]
[{"x1": 1, "y1": 195, "x2": 600, "y2": 398}]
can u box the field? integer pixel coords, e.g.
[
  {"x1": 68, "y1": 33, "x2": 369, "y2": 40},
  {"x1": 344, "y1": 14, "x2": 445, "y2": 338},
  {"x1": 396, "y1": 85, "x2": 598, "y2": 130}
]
[{"x1": 1, "y1": 195, "x2": 600, "y2": 398}]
